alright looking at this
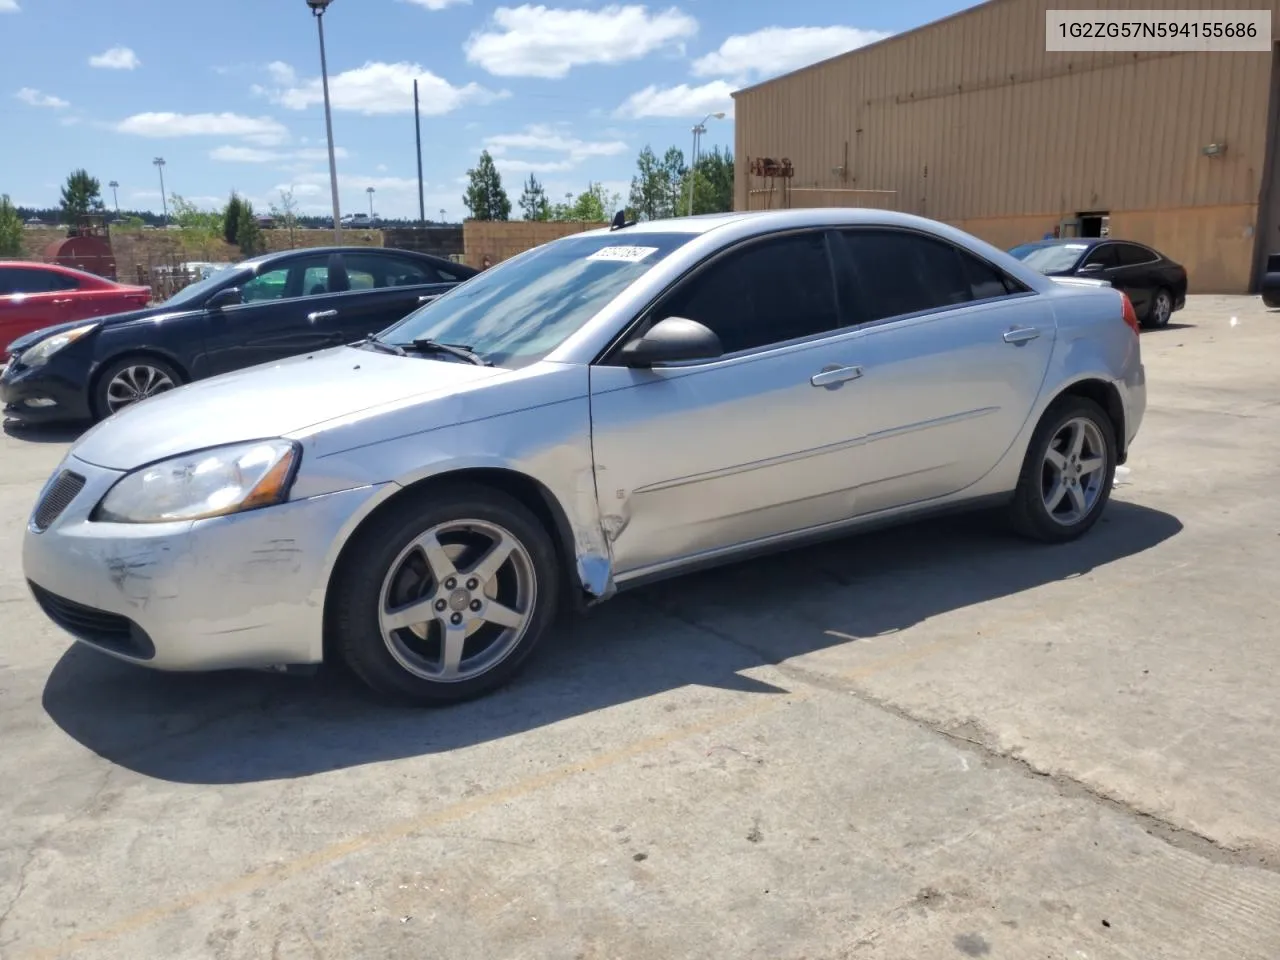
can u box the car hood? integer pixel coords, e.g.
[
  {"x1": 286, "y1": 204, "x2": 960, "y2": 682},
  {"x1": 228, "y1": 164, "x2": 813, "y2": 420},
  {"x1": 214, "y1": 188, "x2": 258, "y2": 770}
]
[
  {"x1": 5, "y1": 304, "x2": 182, "y2": 354},
  {"x1": 71, "y1": 345, "x2": 507, "y2": 470}
]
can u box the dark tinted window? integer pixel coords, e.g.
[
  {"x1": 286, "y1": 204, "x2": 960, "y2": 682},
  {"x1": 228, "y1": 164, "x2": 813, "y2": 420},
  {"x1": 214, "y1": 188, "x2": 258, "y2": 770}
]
[
  {"x1": 0, "y1": 267, "x2": 79, "y2": 295},
  {"x1": 660, "y1": 232, "x2": 839, "y2": 354},
  {"x1": 342, "y1": 253, "x2": 441, "y2": 290},
  {"x1": 1116, "y1": 243, "x2": 1157, "y2": 266},
  {"x1": 1082, "y1": 245, "x2": 1118, "y2": 269},
  {"x1": 837, "y1": 230, "x2": 1003, "y2": 323}
]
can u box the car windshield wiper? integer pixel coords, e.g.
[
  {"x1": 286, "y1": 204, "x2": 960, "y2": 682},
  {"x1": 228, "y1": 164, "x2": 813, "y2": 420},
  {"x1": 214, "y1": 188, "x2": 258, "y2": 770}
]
[
  {"x1": 354, "y1": 336, "x2": 406, "y2": 357},
  {"x1": 402, "y1": 338, "x2": 491, "y2": 366}
]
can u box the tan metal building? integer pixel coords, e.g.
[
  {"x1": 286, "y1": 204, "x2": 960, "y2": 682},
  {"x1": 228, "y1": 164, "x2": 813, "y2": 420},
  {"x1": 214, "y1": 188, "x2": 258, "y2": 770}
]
[{"x1": 732, "y1": 0, "x2": 1280, "y2": 292}]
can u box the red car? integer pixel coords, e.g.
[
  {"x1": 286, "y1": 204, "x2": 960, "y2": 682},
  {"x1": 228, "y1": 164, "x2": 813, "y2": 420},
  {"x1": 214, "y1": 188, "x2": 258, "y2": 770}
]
[{"x1": 0, "y1": 262, "x2": 151, "y2": 360}]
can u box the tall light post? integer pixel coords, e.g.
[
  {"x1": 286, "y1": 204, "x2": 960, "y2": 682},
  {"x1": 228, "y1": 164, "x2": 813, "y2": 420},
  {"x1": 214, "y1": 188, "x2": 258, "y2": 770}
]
[
  {"x1": 108, "y1": 180, "x2": 120, "y2": 214},
  {"x1": 306, "y1": 0, "x2": 343, "y2": 242},
  {"x1": 152, "y1": 158, "x2": 168, "y2": 225},
  {"x1": 439, "y1": 207, "x2": 446, "y2": 224},
  {"x1": 686, "y1": 111, "x2": 725, "y2": 216},
  {"x1": 366, "y1": 186, "x2": 375, "y2": 220}
]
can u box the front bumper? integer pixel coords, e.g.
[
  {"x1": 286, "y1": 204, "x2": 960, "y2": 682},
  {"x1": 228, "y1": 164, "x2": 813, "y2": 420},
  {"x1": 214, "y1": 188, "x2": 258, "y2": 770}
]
[
  {"x1": 23, "y1": 454, "x2": 389, "y2": 671},
  {"x1": 1, "y1": 356, "x2": 94, "y2": 423}
]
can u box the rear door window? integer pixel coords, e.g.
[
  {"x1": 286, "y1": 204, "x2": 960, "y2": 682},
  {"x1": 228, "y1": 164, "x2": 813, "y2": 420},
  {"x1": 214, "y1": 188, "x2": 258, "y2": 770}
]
[
  {"x1": 1082, "y1": 245, "x2": 1118, "y2": 269},
  {"x1": 1116, "y1": 243, "x2": 1157, "y2": 266},
  {"x1": 0, "y1": 268, "x2": 79, "y2": 295}
]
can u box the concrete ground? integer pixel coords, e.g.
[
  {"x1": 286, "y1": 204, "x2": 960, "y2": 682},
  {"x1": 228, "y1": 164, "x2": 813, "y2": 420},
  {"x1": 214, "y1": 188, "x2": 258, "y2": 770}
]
[{"x1": 1, "y1": 295, "x2": 1278, "y2": 960}]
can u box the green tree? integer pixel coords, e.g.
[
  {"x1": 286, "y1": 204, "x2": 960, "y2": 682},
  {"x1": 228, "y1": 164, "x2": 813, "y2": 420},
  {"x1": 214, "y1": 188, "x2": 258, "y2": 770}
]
[
  {"x1": 518, "y1": 174, "x2": 550, "y2": 221},
  {"x1": 169, "y1": 194, "x2": 223, "y2": 241},
  {"x1": 462, "y1": 150, "x2": 511, "y2": 221},
  {"x1": 269, "y1": 188, "x2": 300, "y2": 248},
  {"x1": 235, "y1": 199, "x2": 264, "y2": 256},
  {"x1": 59, "y1": 169, "x2": 104, "y2": 224},
  {"x1": 689, "y1": 146, "x2": 734, "y2": 215},
  {"x1": 628, "y1": 146, "x2": 666, "y2": 221},
  {"x1": 660, "y1": 147, "x2": 687, "y2": 217},
  {"x1": 222, "y1": 192, "x2": 245, "y2": 245},
  {"x1": 0, "y1": 195, "x2": 23, "y2": 257}
]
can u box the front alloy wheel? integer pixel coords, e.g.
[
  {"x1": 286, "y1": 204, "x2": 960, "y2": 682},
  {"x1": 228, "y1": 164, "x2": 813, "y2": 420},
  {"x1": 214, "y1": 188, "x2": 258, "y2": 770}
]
[{"x1": 330, "y1": 485, "x2": 560, "y2": 704}]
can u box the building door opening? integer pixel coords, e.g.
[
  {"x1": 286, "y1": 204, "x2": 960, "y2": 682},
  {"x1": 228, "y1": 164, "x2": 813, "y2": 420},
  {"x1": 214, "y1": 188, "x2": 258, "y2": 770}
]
[
  {"x1": 1076, "y1": 211, "x2": 1110, "y2": 238},
  {"x1": 1252, "y1": 42, "x2": 1280, "y2": 292}
]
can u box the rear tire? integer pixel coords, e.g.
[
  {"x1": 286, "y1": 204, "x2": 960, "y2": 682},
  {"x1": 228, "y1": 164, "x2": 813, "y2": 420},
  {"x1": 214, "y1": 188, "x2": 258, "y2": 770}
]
[
  {"x1": 329, "y1": 485, "x2": 560, "y2": 705},
  {"x1": 1008, "y1": 396, "x2": 1117, "y2": 543},
  {"x1": 1141, "y1": 287, "x2": 1173, "y2": 329},
  {"x1": 92, "y1": 355, "x2": 183, "y2": 421}
]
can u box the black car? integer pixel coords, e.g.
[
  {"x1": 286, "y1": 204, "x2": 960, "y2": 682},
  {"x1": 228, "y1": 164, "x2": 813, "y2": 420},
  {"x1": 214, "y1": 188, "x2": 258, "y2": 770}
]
[
  {"x1": 1, "y1": 246, "x2": 476, "y2": 424},
  {"x1": 1008, "y1": 238, "x2": 1187, "y2": 328}
]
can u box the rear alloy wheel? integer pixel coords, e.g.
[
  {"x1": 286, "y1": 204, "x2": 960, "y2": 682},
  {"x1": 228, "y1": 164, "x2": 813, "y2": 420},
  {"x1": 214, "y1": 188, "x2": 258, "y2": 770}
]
[
  {"x1": 93, "y1": 356, "x2": 182, "y2": 419},
  {"x1": 330, "y1": 486, "x2": 560, "y2": 705},
  {"x1": 1142, "y1": 288, "x2": 1173, "y2": 329},
  {"x1": 1009, "y1": 396, "x2": 1117, "y2": 543}
]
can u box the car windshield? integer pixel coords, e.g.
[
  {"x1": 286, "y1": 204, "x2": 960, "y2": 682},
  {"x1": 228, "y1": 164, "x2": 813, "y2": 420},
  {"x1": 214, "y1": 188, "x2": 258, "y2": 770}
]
[
  {"x1": 162, "y1": 266, "x2": 242, "y2": 308},
  {"x1": 377, "y1": 232, "x2": 695, "y2": 367},
  {"x1": 1008, "y1": 242, "x2": 1089, "y2": 274}
]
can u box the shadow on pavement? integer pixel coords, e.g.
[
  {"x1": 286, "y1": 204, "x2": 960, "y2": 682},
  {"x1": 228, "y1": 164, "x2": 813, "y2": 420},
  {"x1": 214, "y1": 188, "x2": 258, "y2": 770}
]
[
  {"x1": 42, "y1": 500, "x2": 1182, "y2": 785},
  {"x1": 2, "y1": 419, "x2": 88, "y2": 444}
]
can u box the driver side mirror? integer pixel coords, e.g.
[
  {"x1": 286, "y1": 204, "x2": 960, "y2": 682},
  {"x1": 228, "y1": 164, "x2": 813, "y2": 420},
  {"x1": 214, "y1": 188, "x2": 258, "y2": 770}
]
[
  {"x1": 619, "y1": 316, "x2": 723, "y2": 367},
  {"x1": 206, "y1": 287, "x2": 242, "y2": 310}
]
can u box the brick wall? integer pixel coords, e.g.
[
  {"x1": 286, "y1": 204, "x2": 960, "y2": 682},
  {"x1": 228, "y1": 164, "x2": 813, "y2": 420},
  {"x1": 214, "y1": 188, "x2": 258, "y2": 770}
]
[
  {"x1": 382, "y1": 226, "x2": 464, "y2": 260},
  {"x1": 462, "y1": 220, "x2": 605, "y2": 268}
]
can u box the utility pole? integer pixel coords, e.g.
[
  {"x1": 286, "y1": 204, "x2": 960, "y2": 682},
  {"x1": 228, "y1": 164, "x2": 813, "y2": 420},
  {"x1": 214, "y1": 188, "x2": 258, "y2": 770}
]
[
  {"x1": 366, "y1": 186, "x2": 375, "y2": 220},
  {"x1": 414, "y1": 78, "x2": 426, "y2": 227},
  {"x1": 152, "y1": 158, "x2": 167, "y2": 225},
  {"x1": 108, "y1": 180, "x2": 120, "y2": 214},
  {"x1": 307, "y1": 0, "x2": 343, "y2": 242}
]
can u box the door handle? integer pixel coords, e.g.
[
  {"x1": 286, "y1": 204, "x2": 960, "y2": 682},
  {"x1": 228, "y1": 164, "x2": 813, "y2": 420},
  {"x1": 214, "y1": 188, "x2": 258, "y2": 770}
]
[
  {"x1": 52, "y1": 298, "x2": 73, "y2": 304},
  {"x1": 307, "y1": 309, "x2": 339, "y2": 321},
  {"x1": 810, "y1": 364, "x2": 863, "y2": 388},
  {"x1": 1003, "y1": 326, "x2": 1041, "y2": 345},
  {"x1": 417, "y1": 294, "x2": 439, "y2": 303}
]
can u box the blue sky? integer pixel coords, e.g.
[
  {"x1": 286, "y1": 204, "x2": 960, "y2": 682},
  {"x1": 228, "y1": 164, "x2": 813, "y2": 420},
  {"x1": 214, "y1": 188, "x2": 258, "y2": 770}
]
[{"x1": 3, "y1": 0, "x2": 965, "y2": 221}]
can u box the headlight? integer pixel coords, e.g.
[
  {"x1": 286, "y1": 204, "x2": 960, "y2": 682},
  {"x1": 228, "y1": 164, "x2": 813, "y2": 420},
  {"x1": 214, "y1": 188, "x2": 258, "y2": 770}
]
[
  {"x1": 19, "y1": 324, "x2": 98, "y2": 367},
  {"x1": 95, "y1": 440, "x2": 300, "y2": 524}
]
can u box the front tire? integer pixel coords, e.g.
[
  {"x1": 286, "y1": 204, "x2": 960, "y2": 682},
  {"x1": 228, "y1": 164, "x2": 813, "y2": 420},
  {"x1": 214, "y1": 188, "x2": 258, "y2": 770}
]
[
  {"x1": 329, "y1": 485, "x2": 560, "y2": 705},
  {"x1": 92, "y1": 355, "x2": 182, "y2": 420},
  {"x1": 1008, "y1": 396, "x2": 1117, "y2": 543}
]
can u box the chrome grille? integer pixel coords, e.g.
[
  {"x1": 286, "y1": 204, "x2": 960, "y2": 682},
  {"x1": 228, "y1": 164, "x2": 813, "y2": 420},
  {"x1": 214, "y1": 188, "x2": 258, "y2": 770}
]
[{"x1": 32, "y1": 470, "x2": 85, "y2": 531}]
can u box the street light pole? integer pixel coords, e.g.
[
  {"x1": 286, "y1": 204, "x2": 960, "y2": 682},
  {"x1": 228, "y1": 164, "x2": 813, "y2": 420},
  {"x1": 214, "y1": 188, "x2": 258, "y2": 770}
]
[
  {"x1": 108, "y1": 180, "x2": 119, "y2": 214},
  {"x1": 686, "y1": 112, "x2": 725, "y2": 217},
  {"x1": 367, "y1": 186, "x2": 375, "y2": 220},
  {"x1": 307, "y1": 0, "x2": 343, "y2": 242},
  {"x1": 152, "y1": 158, "x2": 167, "y2": 225}
]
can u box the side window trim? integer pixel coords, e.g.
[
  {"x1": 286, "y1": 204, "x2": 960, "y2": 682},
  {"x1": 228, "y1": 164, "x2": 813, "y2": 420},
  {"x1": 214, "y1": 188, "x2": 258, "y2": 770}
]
[{"x1": 595, "y1": 227, "x2": 843, "y2": 367}]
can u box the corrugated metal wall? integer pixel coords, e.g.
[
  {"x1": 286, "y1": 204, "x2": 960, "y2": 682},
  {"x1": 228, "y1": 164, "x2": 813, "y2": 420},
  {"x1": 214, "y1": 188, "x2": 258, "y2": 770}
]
[{"x1": 733, "y1": 0, "x2": 1275, "y2": 221}]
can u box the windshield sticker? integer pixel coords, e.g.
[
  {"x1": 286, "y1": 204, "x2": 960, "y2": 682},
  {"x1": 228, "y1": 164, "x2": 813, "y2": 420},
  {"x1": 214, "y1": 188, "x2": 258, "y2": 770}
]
[{"x1": 586, "y1": 246, "x2": 659, "y2": 263}]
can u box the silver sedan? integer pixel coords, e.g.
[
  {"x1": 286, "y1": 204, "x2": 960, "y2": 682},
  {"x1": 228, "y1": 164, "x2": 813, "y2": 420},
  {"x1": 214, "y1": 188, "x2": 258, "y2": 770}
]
[{"x1": 22, "y1": 209, "x2": 1146, "y2": 704}]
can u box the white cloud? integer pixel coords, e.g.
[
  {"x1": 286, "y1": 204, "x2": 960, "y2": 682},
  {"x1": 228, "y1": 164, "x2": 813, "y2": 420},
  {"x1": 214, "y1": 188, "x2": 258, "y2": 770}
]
[
  {"x1": 498, "y1": 158, "x2": 577, "y2": 175},
  {"x1": 615, "y1": 80, "x2": 734, "y2": 119},
  {"x1": 485, "y1": 125, "x2": 628, "y2": 162},
  {"x1": 115, "y1": 112, "x2": 289, "y2": 146},
  {"x1": 401, "y1": 0, "x2": 470, "y2": 8},
  {"x1": 692, "y1": 26, "x2": 888, "y2": 83},
  {"x1": 465, "y1": 4, "x2": 698, "y2": 79},
  {"x1": 0, "y1": 0, "x2": 19, "y2": 11},
  {"x1": 210, "y1": 145, "x2": 349, "y2": 163},
  {"x1": 15, "y1": 87, "x2": 69, "y2": 109},
  {"x1": 89, "y1": 46, "x2": 141, "y2": 70},
  {"x1": 262, "y1": 61, "x2": 503, "y2": 116}
]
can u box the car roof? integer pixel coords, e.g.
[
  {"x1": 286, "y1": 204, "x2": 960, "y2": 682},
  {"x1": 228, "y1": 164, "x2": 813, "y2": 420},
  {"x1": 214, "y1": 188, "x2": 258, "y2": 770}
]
[
  {"x1": 237, "y1": 246, "x2": 466, "y2": 269},
  {"x1": 1011, "y1": 238, "x2": 1102, "y2": 250}
]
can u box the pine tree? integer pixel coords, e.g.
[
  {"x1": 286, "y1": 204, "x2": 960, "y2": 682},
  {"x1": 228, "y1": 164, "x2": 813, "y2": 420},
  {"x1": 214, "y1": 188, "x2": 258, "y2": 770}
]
[
  {"x1": 235, "y1": 199, "x2": 263, "y2": 256},
  {"x1": 59, "y1": 169, "x2": 104, "y2": 224},
  {"x1": 463, "y1": 150, "x2": 512, "y2": 221},
  {"x1": 518, "y1": 174, "x2": 550, "y2": 221},
  {"x1": 223, "y1": 192, "x2": 244, "y2": 245},
  {"x1": 0, "y1": 195, "x2": 22, "y2": 257}
]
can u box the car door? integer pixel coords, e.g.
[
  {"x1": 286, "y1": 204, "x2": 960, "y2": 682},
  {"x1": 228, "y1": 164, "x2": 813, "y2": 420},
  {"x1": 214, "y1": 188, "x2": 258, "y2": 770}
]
[
  {"x1": 828, "y1": 228, "x2": 1057, "y2": 515},
  {"x1": 589, "y1": 229, "x2": 879, "y2": 577},
  {"x1": 0, "y1": 266, "x2": 74, "y2": 351},
  {"x1": 1109, "y1": 242, "x2": 1160, "y2": 315},
  {"x1": 203, "y1": 253, "x2": 350, "y2": 375},
  {"x1": 333, "y1": 252, "x2": 459, "y2": 342}
]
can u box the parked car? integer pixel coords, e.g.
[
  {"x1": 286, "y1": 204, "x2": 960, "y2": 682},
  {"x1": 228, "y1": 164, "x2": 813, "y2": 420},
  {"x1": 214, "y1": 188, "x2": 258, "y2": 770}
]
[
  {"x1": 1260, "y1": 253, "x2": 1280, "y2": 308},
  {"x1": 0, "y1": 261, "x2": 151, "y2": 361},
  {"x1": 1, "y1": 246, "x2": 476, "y2": 423},
  {"x1": 22, "y1": 209, "x2": 1145, "y2": 705},
  {"x1": 1007, "y1": 238, "x2": 1187, "y2": 328}
]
